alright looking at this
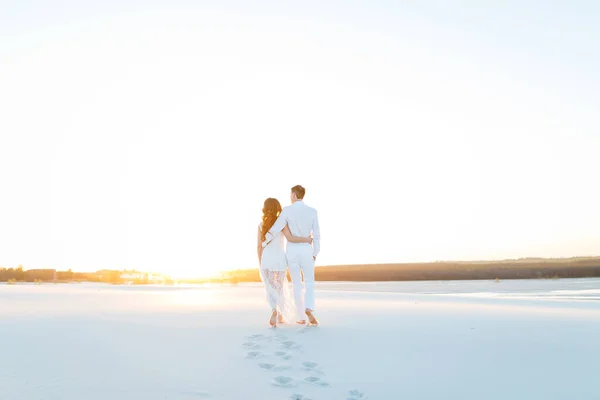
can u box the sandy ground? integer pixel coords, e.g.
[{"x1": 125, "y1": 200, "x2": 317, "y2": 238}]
[{"x1": 1, "y1": 279, "x2": 599, "y2": 400}]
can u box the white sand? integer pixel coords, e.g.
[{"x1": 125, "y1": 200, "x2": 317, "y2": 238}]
[{"x1": 1, "y1": 279, "x2": 599, "y2": 400}]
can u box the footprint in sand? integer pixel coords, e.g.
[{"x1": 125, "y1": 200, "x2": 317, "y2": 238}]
[
  {"x1": 303, "y1": 376, "x2": 330, "y2": 387},
  {"x1": 258, "y1": 362, "x2": 291, "y2": 372},
  {"x1": 242, "y1": 341, "x2": 260, "y2": 349},
  {"x1": 280, "y1": 340, "x2": 300, "y2": 350},
  {"x1": 246, "y1": 334, "x2": 266, "y2": 340},
  {"x1": 347, "y1": 389, "x2": 367, "y2": 400},
  {"x1": 298, "y1": 325, "x2": 319, "y2": 334},
  {"x1": 301, "y1": 361, "x2": 319, "y2": 370},
  {"x1": 290, "y1": 395, "x2": 312, "y2": 400},
  {"x1": 259, "y1": 362, "x2": 276, "y2": 370},
  {"x1": 274, "y1": 351, "x2": 293, "y2": 360},
  {"x1": 301, "y1": 361, "x2": 325, "y2": 375},
  {"x1": 272, "y1": 376, "x2": 296, "y2": 388},
  {"x1": 245, "y1": 351, "x2": 262, "y2": 359}
]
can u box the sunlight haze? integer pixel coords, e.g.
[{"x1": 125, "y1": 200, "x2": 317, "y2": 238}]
[{"x1": 1, "y1": 1, "x2": 599, "y2": 278}]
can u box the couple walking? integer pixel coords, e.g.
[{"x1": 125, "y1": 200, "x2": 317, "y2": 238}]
[{"x1": 257, "y1": 185, "x2": 321, "y2": 328}]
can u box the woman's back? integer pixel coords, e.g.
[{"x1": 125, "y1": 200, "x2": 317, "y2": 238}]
[{"x1": 259, "y1": 223, "x2": 286, "y2": 271}]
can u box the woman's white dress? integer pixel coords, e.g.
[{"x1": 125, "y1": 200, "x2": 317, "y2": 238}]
[{"x1": 259, "y1": 223, "x2": 295, "y2": 320}]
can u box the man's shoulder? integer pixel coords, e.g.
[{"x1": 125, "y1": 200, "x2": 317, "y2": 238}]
[
  {"x1": 287, "y1": 202, "x2": 317, "y2": 215},
  {"x1": 305, "y1": 204, "x2": 318, "y2": 215}
]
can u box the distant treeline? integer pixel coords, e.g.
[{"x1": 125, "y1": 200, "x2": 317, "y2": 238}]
[
  {"x1": 0, "y1": 267, "x2": 93, "y2": 282},
  {"x1": 216, "y1": 257, "x2": 600, "y2": 283},
  {"x1": 0, "y1": 266, "x2": 118, "y2": 283},
  {"x1": 0, "y1": 267, "x2": 171, "y2": 285},
  {"x1": 4, "y1": 257, "x2": 600, "y2": 284}
]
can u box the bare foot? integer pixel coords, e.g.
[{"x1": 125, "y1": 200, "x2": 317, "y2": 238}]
[
  {"x1": 296, "y1": 320, "x2": 307, "y2": 325},
  {"x1": 305, "y1": 309, "x2": 318, "y2": 326},
  {"x1": 269, "y1": 309, "x2": 277, "y2": 327}
]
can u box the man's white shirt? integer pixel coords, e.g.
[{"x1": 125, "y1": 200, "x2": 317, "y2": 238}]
[{"x1": 264, "y1": 200, "x2": 320, "y2": 258}]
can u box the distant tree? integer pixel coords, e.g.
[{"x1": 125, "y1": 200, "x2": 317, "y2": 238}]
[
  {"x1": 3, "y1": 267, "x2": 17, "y2": 281},
  {"x1": 15, "y1": 266, "x2": 25, "y2": 281},
  {"x1": 108, "y1": 270, "x2": 121, "y2": 284}
]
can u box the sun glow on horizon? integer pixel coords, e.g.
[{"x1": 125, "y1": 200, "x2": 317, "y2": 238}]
[{"x1": 1, "y1": 2, "x2": 599, "y2": 277}]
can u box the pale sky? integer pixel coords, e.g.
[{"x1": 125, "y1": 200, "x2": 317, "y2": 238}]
[{"x1": 1, "y1": 1, "x2": 599, "y2": 278}]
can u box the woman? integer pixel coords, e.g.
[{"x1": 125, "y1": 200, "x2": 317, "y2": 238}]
[{"x1": 257, "y1": 198, "x2": 312, "y2": 327}]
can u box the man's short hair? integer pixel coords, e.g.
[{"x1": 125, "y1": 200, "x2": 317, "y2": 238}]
[{"x1": 291, "y1": 185, "x2": 306, "y2": 199}]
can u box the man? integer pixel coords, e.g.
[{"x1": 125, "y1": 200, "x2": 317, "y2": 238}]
[{"x1": 264, "y1": 185, "x2": 321, "y2": 325}]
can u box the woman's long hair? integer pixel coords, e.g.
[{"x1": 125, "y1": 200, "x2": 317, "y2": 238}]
[{"x1": 261, "y1": 198, "x2": 282, "y2": 242}]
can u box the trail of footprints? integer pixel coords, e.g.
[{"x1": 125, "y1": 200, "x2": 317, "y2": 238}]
[{"x1": 243, "y1": 332, "x2": 367, "y2": 400}]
